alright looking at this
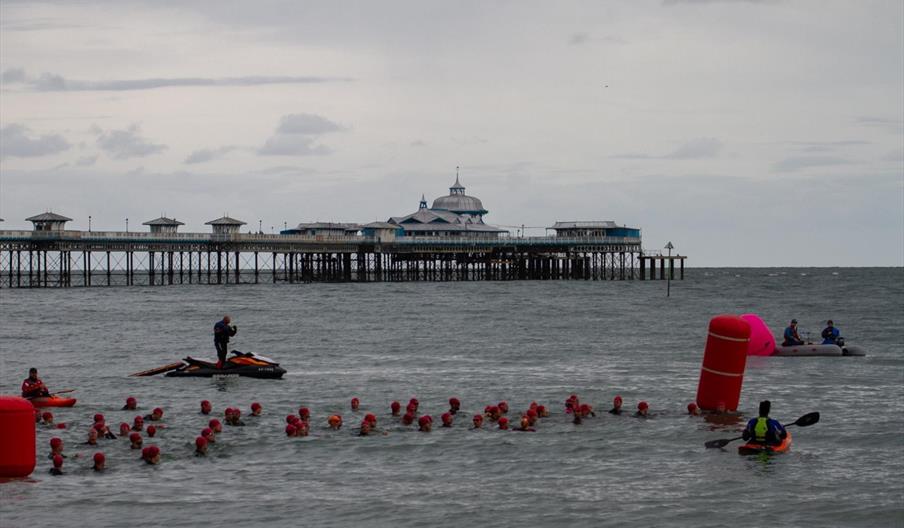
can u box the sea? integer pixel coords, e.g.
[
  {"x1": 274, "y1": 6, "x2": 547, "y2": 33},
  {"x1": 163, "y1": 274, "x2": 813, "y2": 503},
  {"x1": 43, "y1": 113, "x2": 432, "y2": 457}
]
[{"x1": 1, "y1": 268, "x2": 902, "y2": 528}]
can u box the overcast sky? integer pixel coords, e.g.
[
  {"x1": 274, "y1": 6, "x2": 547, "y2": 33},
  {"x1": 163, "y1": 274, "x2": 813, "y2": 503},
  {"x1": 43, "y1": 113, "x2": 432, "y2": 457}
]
[{"x1": 1, "y1": 0, "x2": 902, "y2": 266}]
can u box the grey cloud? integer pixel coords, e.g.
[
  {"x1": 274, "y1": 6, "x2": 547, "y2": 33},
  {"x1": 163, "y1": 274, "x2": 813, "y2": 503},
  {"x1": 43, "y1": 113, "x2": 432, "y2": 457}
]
[
  {"x1": 771, "y1": 156, "x2": 853, "y2": 172},
  {"x1": 568, "y1": 33, "x2": 625, "y2": 45},
  {"x1": 856, "y1": 116, "x2": 904, "y2": 134},
  {"x1": 258, "y1": 113, "x2": 344, "y2": 156},
  {"x1": 569, "y1": 33, "x2": 589, "y2": 45},
  {"x1": 0, "y1": 123, "x2": 70, "y2": 158},
  {"x1": 95, "y1": 124, "x2": 167, "y2": 159},
  {"x1": 2, "y1": 69, "x2": 350, "y2": 92},
  {"x1": 410, "y1": 140, "x2": 427, "y2": 147},
  {"x1": 1, "y1": 68, "x2": 26, "y2": 83},
  {"x1": 184, "y1": 146, "x2": 237, "y2": 164},
  {"x1": 74, "y1": 155, "x2": 97, "y2": 167},
  {"x1": 790, "y1": 140, "x2": 870, "y2": 153},
  {"x1": 276, "y1": 114, "x2": 345, "y2": 135},
  {"x1": 613, "y1": 137, "x2": 723, "y2": 160},
  {"x1": 663, "y1": 0, "x2": 776, "y2": 4}
]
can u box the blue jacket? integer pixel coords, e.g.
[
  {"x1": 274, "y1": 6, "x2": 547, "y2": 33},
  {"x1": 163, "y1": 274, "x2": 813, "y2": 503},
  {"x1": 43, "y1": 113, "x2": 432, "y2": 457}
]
[
  {"x1": 743, "y1": 417, "x2": 787, "y2": 445},
  {"x1": 822, "y1": 326, "x2": 840, "y2": 345},
  {"x1": 214, "y1": 320, "x2": 235, "y2": 342}
]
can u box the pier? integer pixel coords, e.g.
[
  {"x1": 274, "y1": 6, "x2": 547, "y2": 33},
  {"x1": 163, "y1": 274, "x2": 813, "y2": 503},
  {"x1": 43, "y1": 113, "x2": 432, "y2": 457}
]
[{"x1": 0, "y1": 229, "x2": 685, "y2": 288}]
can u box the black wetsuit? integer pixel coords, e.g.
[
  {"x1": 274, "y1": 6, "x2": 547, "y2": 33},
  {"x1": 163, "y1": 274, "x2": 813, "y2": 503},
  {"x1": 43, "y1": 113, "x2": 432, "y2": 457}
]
[{"x1": 213, "y1": 320, "x2": 236, "y2": 366}]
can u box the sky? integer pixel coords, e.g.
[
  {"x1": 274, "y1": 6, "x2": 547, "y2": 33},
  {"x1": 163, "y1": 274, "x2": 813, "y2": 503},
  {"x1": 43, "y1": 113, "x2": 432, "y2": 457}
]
[{"x1": 1, "y1": 0, "x2": 902, "y2": 266}]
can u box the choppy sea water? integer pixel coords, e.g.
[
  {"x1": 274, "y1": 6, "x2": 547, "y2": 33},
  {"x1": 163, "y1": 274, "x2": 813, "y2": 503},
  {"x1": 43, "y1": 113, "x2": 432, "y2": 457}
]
[{"x1": 1, "y1": 268, "x2": 902, "y2": 528}]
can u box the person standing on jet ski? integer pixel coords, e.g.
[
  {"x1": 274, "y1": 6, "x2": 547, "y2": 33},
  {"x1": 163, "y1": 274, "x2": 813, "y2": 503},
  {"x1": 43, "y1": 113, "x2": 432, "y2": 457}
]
[
  {"x1": 213, "y1": 316, "x2": 237, "y2": 369},
  {"x1": 821, "y1": 320, "x2": 842, "y2": 345}
]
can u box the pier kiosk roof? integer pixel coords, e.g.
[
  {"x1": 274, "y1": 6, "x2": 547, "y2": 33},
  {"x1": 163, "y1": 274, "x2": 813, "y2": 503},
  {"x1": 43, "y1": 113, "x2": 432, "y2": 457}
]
[
  {"x1": 206, "y1": 215, "x2": 246, "y2": 234},
  {"x1": 144, "y1": 216, "x2": 185, "y2": 234},
  {"x1": 26, "y1": 212, "x2": 72, "y2": 231}
]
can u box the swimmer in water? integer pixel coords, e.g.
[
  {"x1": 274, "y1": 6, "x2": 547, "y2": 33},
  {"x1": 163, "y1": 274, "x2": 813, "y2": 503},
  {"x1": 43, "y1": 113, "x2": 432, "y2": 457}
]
[
  {"x1": 202, "y1": 427, "x2": 216, "y2": 443},
  {"x1": 122, "y1": 396, "x2": 137, "y2": 410},
  {"x1": 200, "y1": 400, "x2": 212, "y2": 415},
  {"x1": 364, "y1": 413, "x2": 377, "y2": 428},
  {"x1": 50, "y1": 454, "x2": 64, "y2": 476},
  {"x1": 250, "y1": 402, "x2": 262, "y2": 417},
  {"x1": 129, "y1": 432, "x2": 143, "y2": 450},
  {"x1": 227, "y1": 408, "x2": 246, "y2": 426},
  {"x1": 196, "y1": 436, "x2": 209, "y2": 455},
  {"x1": 565, "y1": 395, "x2": 579, "y2": 414},
  {"x1": 525, "y1": 408, "x2": 539, "y2": 426},
  {"x1": 147, "y1": 425, "x2": 158, "y2": 438},
  {"x1": 299, "y1": 407, "x2": 311, "y2": 423},
  {"x1": 296, "y1": 422, "x2": 309, "y2": 437},
  {"x1": 515, "y1": 416, "x2": 535, "y2": 432},
  {"x1": 537, "y1": 405, "x2": 549, "y2": 418},
  {"x1": 408, "y1": 398, "x2": 419, "y2": 413},
  {"x1": 441, "y1": 413, "x2": 453, "y2": 428},
  {"x1": 143, "y1": 445, "x2": 161, "y2": 465},
  {"x1": 579, "y1": 403, "x2": 596, "y2": 418},
  {"x1": 418, "y1": 415, "x2": 433, "y2": 432},
  {"x1": 449, "y1": 398, "x2": 461, "y2": 415},
  {"x1": 85, "y1": 428, "x2": 99, "y2": 446},
  {"x1": 350, "y1": 397, "x2": 360, "y2": 412},
  {"x1": 390, "y1": 401, "x2": 401, "y2": 416},
  {"x1": 286, "y1": 424, "x2": 297, "y2": 437},
  {"x1": 209, "y1": 419, "x2": 223, "y2": 434},
  {"x1": 41, "y1": 411, "x2": 54, "y2": 426},
  {"x1": 498, "y1": 401, "x2": 509, "y2": 415},
  {"x1": 486, "y1": 406, "x2": 501, "y2": 422},
  {"x1": 402, "y1": 412, "x2": 415, "y2": 426},
  {"x1": 144, "y1": 407, "x2": 164, "y2": 422},
  {"x1": 49, "y1": 437, "x2": 65, "y2": 459},
  {"x1": 92, "y1": 452, "x2": 105, "y2": 472},
  {"x1": 132, "y1": 416, "x2": 144, "y2": 432},
  {"x1": 608, "y1": 395, "x2": 624, "y2": 415},
  {"x1": 472, "y1": 414, "x2": 484, "y2": 429},
  {"x1": 328, "y1": 415, "x2": 343, "y2": 430},
  {"x1": 635, "y1": 401, "x2": 650, "y2": 418},
  {"x1": 359, "y1": 420, "x2": 372, "y2": 436},
  {"x1": 687, "y1": 403, "x2": 701, "y2": 416},
  {"x1": 118, "y1": 422, "x2": 131, "y2": 437},
  {"x1": 498, "y1": 417, "x2": 510, "y2": 430}
]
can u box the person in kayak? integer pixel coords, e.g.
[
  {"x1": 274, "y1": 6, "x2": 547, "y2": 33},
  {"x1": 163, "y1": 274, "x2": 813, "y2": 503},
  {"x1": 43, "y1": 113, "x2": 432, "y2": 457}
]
[
  {"x1": 821, "y1": 320, "x2": 842, "y2": 345},
  {"x1": 782, "y1": 319, "x2": 804, "y2": 346},
  {"x1": 22, "y1": 367, "x2": 50, "y2": 398},
  {"x1": 213, "y1": 316, "x2": 237, "y2": 369},
  {"x1": 742, "y1": 400, "x2": 787, "y2": 446}
]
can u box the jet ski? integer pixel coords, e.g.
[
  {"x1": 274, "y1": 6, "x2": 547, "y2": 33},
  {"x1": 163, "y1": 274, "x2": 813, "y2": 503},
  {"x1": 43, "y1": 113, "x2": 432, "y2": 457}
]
[{"x1": 130, "y1": 351, "x2": 285, "y2": 379}]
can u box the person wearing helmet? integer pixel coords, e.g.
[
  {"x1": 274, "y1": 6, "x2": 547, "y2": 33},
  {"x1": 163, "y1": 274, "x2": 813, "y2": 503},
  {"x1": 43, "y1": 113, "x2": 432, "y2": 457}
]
[
  {"x1": 782, "y1": 319, "x2": 804, "y2": 346},
  {"x1": 742, "y1": 401, "x2": 787, "y2": 446},
  {"x1": 22, "y1": 368, "x2": 51, "y2": 398},
  {"x1": 821, "y1": 320, "x2": 842, "y2": 345},
  {"x1": 213, "y1": 315, "x2": 237, "y2": 369}
]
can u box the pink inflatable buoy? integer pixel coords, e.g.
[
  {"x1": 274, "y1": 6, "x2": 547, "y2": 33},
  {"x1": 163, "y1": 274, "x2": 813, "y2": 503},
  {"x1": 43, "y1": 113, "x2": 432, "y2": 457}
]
[{"x1": 741, "y1": 314, "x2": 776, "y2": 356}]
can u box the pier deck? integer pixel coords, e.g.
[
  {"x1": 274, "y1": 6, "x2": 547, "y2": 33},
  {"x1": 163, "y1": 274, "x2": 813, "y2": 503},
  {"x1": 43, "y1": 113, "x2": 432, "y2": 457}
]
[{"x1": 0, "y1": 230, "x2": 685, "y2": 287}]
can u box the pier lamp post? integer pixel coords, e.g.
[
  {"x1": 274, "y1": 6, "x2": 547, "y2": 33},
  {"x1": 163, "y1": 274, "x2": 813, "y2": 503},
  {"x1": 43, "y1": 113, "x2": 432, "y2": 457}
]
[
  {"x1": 259, "y1": 219, "x2": 262, "y2": 234},
  {"x1": 88, "y1": 215, "x2": 92, "y2": 232},
  {"x1": 126, "y1": 218, "x2": 129, "y2": 233},
  {"x1": 665, "y1": 241, "x2": 674, "y2": 297}
]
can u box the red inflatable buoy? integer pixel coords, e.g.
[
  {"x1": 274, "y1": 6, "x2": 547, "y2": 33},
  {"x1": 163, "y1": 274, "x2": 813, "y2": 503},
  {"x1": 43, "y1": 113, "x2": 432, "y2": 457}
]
[
  {"x1": 695, "y1": 315, "x2": 751, "y2": 412},
  {"x1": 0, "y1": 395, "x2": 37, "y2": 478}
]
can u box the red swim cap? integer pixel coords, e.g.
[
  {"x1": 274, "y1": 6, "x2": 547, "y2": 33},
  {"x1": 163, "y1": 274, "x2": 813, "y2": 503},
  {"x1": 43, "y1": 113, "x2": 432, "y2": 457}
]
[
  {"x1": 52, "y1": 454, "x2": 63, "y2": 468},
  {"x1": 209, "y1": 419, "x2": 221, "y2": 429},
  {"x1": 56, "y1": 423, "x2": 66, "y2": 429},
  {"x1": 129, "y1": 432, "x2": 141, "y2": 442},
  {"x1": 580, "y1": 404, "x2": 590, "y2": 413},
  {"x1": 614, "y1": 395, "x2": 623, "y2": 404},
  {"x1": 473, "y1": 414, "x2": 483, "y2": 422},
  {"x1": 402, "y1": 412, "x2": 414, "y2": 425},
  {"x1": 147, "y1": 445, "x2": 160, "y2": 456},
  {"x1": 251, "y1": 402, "x2": 262, "y2": 411},
  {"x1": 498, "y1": 401, "x2": 509, "y2": 413},
  {"x1": 50, "y1": 437, "x2": 62, "y2": 448},
  {"x1": 94, "y1": 413, "x2": 104, "y2": 423},
  {"x1": 364, "y1": 413, "x2": 377, "y2": 425},
  {"x1": 201, "y1": 428, "x2": 213, "y2": 438},
  {"x1": 409, "y1": 398, "x2": 418, "y2": 404},
  {"x1": 498, "y1": 417, "x2": 509, "y2": 429},
  {"x1": 286, "y1": 414, "x2": 298, "y2": 424},
  {"x1": 134, "y1": 415, "x2": 143, "y2": 423},
  {"x1": 390, "y1": 401, "x2": 401, "y2": 412},
  {"x1": 93, "y1": 452, "x2": 105, "y2": 464},
  {"x1": 526, "y1": 409, "x2": 538, "y2": 418},
  {"x1": 687, "y1": 403, "x2": 698, "y2": 413},
  {"x1": 489, "y1": 406, "x2": 499, "y2": 414},
  {"x1": 537, "y1": 405, "x2": 547, "y2": 414},
  {"x1": 418, "y1": 415, "x2": 432, "y2": 426},
  {"x1": 299, "y1": 407, "x2": 310, "y2": 418},
  {"x1": 351, "y1": 397, "x2": 360, "y2": 404},
  {"x1": 233, "y1": 408, "x2": 241, "y2": 417},
  {"x1": 42, "y1": 411, "x2": 53, "y2": 421},
  {"x1": 126, "y1": 396, "x2": 136, "y2": 405},
  {"x1": 201, "y1": 400, "x2": 211, "y2": 406},
  {"x1": 153, "y1": 407, "x2": 163, "y2": 415},
  {"x1": 141, "y1": 447, "x2": 150, "y2": 458},
  {"x1": 441, "y1": 412, "x2": 453, "y2": 424},
  {"x1": 285, "y1": 424, "x2": 297, "y2": 436},
  {"x1": 530, "y1": 401, "x2": 538, "y2": 409},
  {"x1": 196, "y1": 436, "x2": 208, "y2": 447},
  {"x1": 638, "y1": 401, "x2": 649, "y2": 410},
  {"x1": 93, "y1": 422, "x2": 105, "y2": 433},
  {"x1": 146, "y1": 425, "x2": 157, "y2": 437},
  {"x1": 119, "y1": 422, "x2": 130, "y2": 434},
  {"x1": 449, "y1": 397, "x2": 460, "y2": 407}
]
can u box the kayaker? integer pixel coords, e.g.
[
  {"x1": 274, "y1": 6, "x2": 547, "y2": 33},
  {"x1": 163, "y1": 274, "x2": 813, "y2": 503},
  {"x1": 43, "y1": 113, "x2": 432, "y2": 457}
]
[
  {"x1": 782, "y1": 319, "x2": 805, "y2": 346},
  {"x1": 213, "y1": 315, "x2": 237, "y2": 369},
  {"x1": 821, "y1": 320, "x2": 841, "y2": 345},
  {"x1": 21, "y1": 367, "x2": 50, "y2": 398},
  {"x1": 741, "y1": 400, "x2": 787, "y2": 446}
]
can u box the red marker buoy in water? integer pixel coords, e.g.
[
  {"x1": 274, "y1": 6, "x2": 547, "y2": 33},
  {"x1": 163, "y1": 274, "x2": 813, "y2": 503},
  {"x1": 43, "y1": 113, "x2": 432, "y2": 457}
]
[
  {"x1": 695, "y1": 315, "x2": 751, "y2": 412},
  {"x1": 0, "y1": 395, "x2": 36, "y2": 478}
]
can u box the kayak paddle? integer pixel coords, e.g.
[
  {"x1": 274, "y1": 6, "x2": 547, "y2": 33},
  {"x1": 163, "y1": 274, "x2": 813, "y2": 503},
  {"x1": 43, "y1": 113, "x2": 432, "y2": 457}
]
[{"x1": 704, "y1": 412, "x2": 820, "y2": 449}]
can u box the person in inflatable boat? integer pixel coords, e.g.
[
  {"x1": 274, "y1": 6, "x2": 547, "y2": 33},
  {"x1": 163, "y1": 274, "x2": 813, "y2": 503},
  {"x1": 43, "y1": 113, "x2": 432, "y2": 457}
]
[
  {"x1": 782, "y1": 319, "x2": 805, "y2": 346},
  {"x1": 821, "y1": 320, "x2": 842, "y2": 345},
  {"x1": 742, "y1": 401, "x2": 787, "y2": 446}
]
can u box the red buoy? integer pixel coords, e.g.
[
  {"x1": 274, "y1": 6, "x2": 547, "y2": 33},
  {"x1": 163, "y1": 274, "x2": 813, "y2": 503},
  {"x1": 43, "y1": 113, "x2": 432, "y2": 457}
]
[
  {"x1": 0, "y1": 395, "x2": 37, "y2": 478},
  {"x1": 695, "y1": 315, "x2": 751, "y2": 412}
]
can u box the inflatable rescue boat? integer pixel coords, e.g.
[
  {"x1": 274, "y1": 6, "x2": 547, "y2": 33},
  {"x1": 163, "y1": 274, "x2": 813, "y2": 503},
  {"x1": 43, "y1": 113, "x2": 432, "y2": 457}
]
[{"x1": 773, "y1": 343, "x2": 866, "y2": 357}]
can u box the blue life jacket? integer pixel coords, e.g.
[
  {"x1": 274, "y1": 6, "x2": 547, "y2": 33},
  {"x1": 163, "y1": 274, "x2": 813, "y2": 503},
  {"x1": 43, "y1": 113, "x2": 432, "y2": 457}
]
[{"x1": 822, "y1": 326, "x2": 840, "y2": 345}]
